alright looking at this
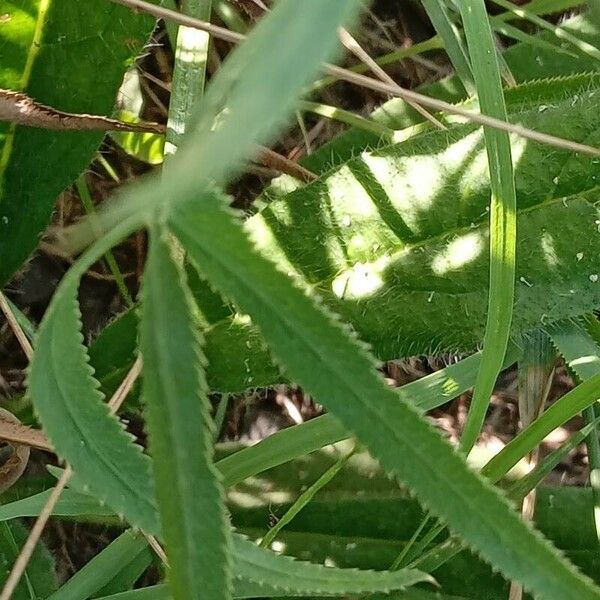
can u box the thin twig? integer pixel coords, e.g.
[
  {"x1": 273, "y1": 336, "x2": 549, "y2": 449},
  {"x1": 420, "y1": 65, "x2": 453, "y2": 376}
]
[
  {"x1": 107, "y1": 0, "x2": 600, "y2": 157},
  {"x1": 0, "y1": 292, "x2": 33, "y2": 361},
  {"x1": 256, "y1": 146, "x2": 316, "y2": 182},
  {"x1": 0, "y1": 356, "x2": 144, "y2": 600},
  {"x1": 337, "y1": 27, "x2": 446, "y2": 130}
]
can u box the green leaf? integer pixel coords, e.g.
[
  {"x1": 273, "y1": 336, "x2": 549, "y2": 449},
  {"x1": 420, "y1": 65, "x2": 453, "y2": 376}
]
[
  {"x1": 86, "y1": 0, "x2": 366, "y2": 238},
  {"x1": 47, "y1": 531, "x2": 149, "y2": 600},
  {"x1": 231, "y1": 535, "x2": 431, "y2": 595},
  {"x1": 0, "y1": 521, "x2": 56, "y2": 600},
  {"x1": 0, "y1": 0, "x2": 157, "y2": 285},
  {"x1": 169, "y1": 188, "x2": 600, "y2": 600},
  {"x1": 0, "y1": 488, "x2": 115, "y2": 521},
  {"x1": 202, "y1": 87, "x2": 600, "y2": 390},
  {"x1": 140, "y1": 229, "x2": 231, "y2": 600},
  {"x1": 300, "y1": 13, "x2": 600, "y2": 174},
  {"x1": 457, "y1": 0, "x2": 517, "y2": 452},
  {"x1": 28, "y1": 229, "x2": 159, "y2": 534},
  {"x1": 420, "y1": 0, "x2": 475, "y2": 94},
  {"x1": 93, "y1": 586, "x2": 459, "y2": 600}
]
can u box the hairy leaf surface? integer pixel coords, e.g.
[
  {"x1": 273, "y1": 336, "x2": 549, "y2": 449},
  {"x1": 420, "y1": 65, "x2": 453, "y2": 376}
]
[{"x1": 200, "y1": 90, "x2": 600, "y2": 390}]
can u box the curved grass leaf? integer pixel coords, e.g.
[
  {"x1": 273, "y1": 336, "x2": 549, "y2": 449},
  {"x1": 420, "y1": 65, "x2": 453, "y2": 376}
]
[
  {"x1": 169, "y1": 189, "x2": 600, "y2": 600},
  {"x1": 87, "y1": 534, "x2": 430, "y2": 599},
  {"x1": 28, "y1": 226, "x2": 159, "y2": 534},
  {"x1": 140, "y1": 230, "x2": 231, "y2": 600},
  {"x1": 231, "y1": 534, "x2": 430, "y2": 595},
  {"x1": 216, "y1": 344, "x2": 522, "y2": 487},
  {"x1": 93, "y1": 586, "x2": 462, "y2": 600},
  {"x1": 481, "y1": 372, "x2": 600, "y2": 481},
  {"x1": 0, "y1": 0, "x2": 156, "y2": 285},
  {"x1": 455, "y1": 0, "x2": 517, "y2": 452}
]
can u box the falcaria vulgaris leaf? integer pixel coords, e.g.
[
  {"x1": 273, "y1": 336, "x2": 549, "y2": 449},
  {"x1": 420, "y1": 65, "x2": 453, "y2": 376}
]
[
  {"x1": 140, "y1": 230, "x2": 231, "y2": 600},
  {"x1": 230, "y1": 534, "x2": 431, "y2": 595},
  {"x1": 0, "y1": 0, "x2": 158, "y2": 286},
  {"x1": 169, "y1": 188, "x2": 600, "y2": 600},
  {"x1": 28, "y1": 231, "x2": 159, "y2": 534}
]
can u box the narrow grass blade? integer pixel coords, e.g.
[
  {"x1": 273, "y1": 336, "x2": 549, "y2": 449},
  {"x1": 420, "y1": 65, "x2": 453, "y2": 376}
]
[
  {"x1": 457, "y1": 0, "x2": 517, "y2": 454},
  {"x1": 482, "y1": 372, "x2": 600, "y2": 481},
  {"x1": 420, "y1": 0, "x2": 475, "y2": 95},
  {"x1": 491, "y1": 0, "x2": 600, "y2": 61},
  {"x1": 217, "y1": 345, "x2": 521, "y2": 488},
  {"x1": 47, "y1": 531, "x2": 149, "y2": 600},
  {"x1": 547, "y1": 319, "x2": 600, "y2": 542},
  {"x1": 165, "y1": 0, "x2": 213, "y2": 153},
  {"x1": 260, "y1": 446, "x2": 355, "y2": 548}
]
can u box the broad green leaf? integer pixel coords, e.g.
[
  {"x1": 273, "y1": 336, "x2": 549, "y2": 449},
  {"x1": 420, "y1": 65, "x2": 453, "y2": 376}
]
[
  {"x1": 0, "y1": 0, "x2": 157, "y2": 285},
  {"x1": 200, "y1": 88, "x2": 600, "y2": 390},
  {"x1": 169, "y1": 189, "x2": 600, "y2": 600},
  {"x1": 47, "y1": 531, "x2": 149, "y2": 600},
  {"x1": 140, "y1": 230, "x2": 231, "y2": 600},
  {"x1": 28, "y1": 227, "x2": 159, "y2": 534}
]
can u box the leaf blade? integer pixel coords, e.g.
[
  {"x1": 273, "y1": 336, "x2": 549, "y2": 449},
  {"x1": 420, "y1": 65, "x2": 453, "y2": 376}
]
[
  {"x1": 140, "y1": 230, "x2": 231, "y2": 600},
  {"x1": 170, "y1": 189, "x2": 600, "y2": 600}
]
